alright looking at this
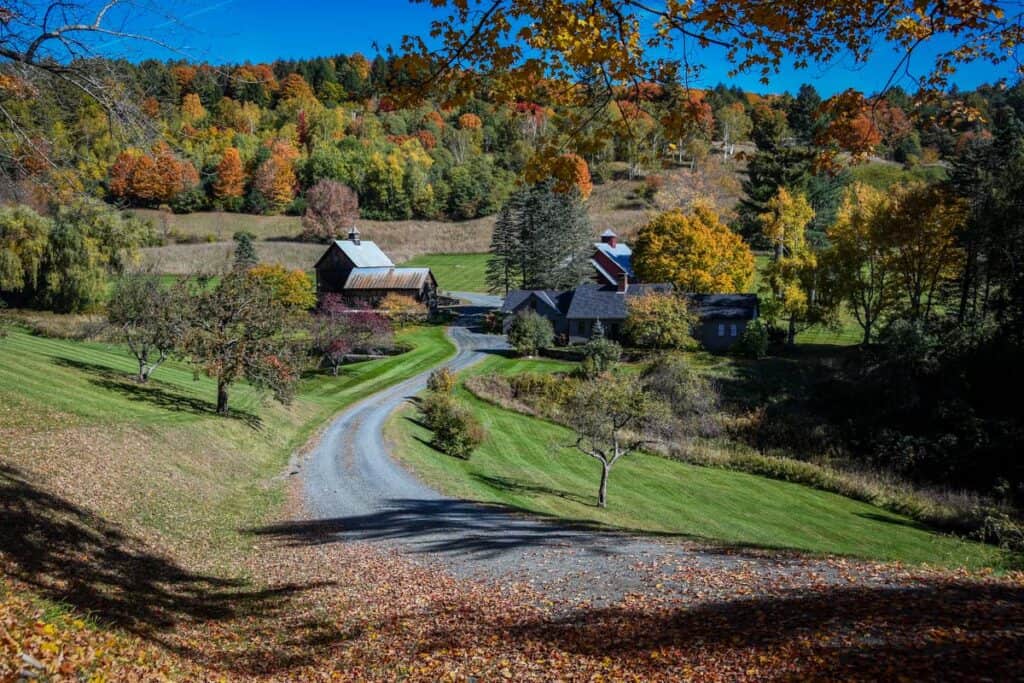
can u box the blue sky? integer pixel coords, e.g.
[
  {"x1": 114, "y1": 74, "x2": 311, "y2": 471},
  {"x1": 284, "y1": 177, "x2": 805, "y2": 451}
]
[{"x1": 110, "y1": 0, "x2": 1019, "y2": 97}]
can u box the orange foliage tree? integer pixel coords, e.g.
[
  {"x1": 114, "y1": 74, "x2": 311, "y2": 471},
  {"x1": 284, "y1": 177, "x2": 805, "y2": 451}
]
[
  {"x1": 213, "y1": 147, "x2": 246, "y2": 200},
  {"x1": 108, "y1": 143, "x2": 198, "y2": 205}
]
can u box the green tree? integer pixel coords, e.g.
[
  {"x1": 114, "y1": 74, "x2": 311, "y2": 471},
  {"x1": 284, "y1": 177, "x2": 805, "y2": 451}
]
[
  {"x1": 233, "y1": 231, "x2": 258, "y2": 270},
  {"x1": 487, "y1": 180, "x2": 592, "y2": 291},
  {"x1": 0, "y1": 205, "x2": 51, "y2": 300},
  {"x1": 507, "y1": 310, "x2": 554, "y2": 356},
  {"x1": 623, "y1": 292, "x2": 698, "y2": 350},
  {"x1": 107, "y1": 272, "x2": 192, "y2": 382},
  {"x1": 564, "y1": 373, "x2": 670, "y2": 507},
  {"x1": 183, "y1": 271, "x2": 301, "y2": 414}
]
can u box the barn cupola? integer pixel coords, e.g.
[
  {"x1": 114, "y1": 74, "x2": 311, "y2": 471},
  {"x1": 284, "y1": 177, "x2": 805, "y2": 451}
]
[
  {"x1": 600, "y1": 229, "x2": 618, "y2": 248},
  {"x1": 348, "y1": 227, "x2": 361, "y2": 245}
]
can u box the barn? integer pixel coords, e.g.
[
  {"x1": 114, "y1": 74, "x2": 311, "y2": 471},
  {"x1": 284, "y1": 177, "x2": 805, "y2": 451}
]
[{"x1": 314, "y1": 229, "x2": 438, "y2": 310}]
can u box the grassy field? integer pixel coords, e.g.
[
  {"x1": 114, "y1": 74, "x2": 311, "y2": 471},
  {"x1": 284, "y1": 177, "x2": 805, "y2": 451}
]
[
  {"x1": 387, "y1": 354, "x2": 1008, "y2": 570},
  {"x1": 0, "y1": 324, "x2": 454, "y2": 571},
  {"x1": 849, "y1": 162, "x2": 948, "y2": 190},
  {"x1": 400, "y1": 253, "x2": 491, "y2": 293}
]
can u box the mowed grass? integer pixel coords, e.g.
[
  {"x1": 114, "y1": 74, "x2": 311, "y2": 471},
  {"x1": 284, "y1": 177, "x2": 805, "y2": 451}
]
[
  {"x1": 400, "y1": 253, "x2": 491, "y2": 293},
  {"x1": 387, "y1": 354, "x2": 1008, "y2": 570},
  {"x1": 0, "y1": 324, "x2": 454, "y2": 570}
]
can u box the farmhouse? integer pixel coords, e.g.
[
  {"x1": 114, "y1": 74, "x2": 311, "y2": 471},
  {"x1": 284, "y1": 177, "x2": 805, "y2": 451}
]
[
  {"x1": 591, "y1": 229, "x2": 637, "y2": 287},
  {"x1": 501, "y1": 230, "x2": 759, "y2": 349},
  {"x1": 314, "y1": 229, "x2": 438, "y2": 310}
]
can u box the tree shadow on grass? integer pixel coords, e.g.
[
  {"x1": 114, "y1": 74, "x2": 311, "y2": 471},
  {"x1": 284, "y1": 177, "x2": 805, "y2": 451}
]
[
  {"x1": 0, "y1": 464, "x2": 347, "y2": 674},
  {"x1": 52, "y1": 356, "x2": 262, "y2": 429},
  {"x1": 470, "y1": 473, "x2": 594, "y2": 507}
]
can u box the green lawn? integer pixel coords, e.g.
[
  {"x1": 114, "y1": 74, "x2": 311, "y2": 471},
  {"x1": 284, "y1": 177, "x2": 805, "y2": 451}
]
[
  {"x1": 387, "y1": 354, "x2": 1009, "y2": 570},
  {"x1": 0, "y1": 324, "x2": 454, "y2": 568},
  {"x1": 400, "y1": 253, "x2": 490, "y2": 293}
]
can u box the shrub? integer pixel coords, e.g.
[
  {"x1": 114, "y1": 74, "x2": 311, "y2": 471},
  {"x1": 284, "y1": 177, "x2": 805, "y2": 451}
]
[
  {"x1": 379, "y1": 293, "x2": 428, "y2": 326},
  {"x1": 507, "y1": 310, "x2": 553, "y2": 356},
  {"x1": 578, "y1": 337, "x2": 622, "y2": 378},
  {"x1": 482, "y1": 310, "x2": 503, "y2": 334},
  {"x1": 427, "y1": 366, "x2": 456, "y2": 394},
  {"x1": 624, "y1": 292, "x2": 698, "y2": 350},
  {"x1": 642, "y1": 353, "x2": 720, "y2": 437},
  {"x1": 421, "y1": 393, "x2": 486, "y2": 459},
  {"x1": 734, "y1": 319, "x2": 769, "y2": 358}
]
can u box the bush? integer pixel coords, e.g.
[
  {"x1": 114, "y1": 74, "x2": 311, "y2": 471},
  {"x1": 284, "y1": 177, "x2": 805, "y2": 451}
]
[
  {"x1": 734, "y1": 319, "x2": 769, "y2": 358},
  {"x1": 427, "y1": 366, "x2": 456, "y2": 394},
  {"x1": 642, "y1": 353, "x2": 720, "y2": 437},
  {"x1": 421, "y1": 393, "x2": 485, "y2": 459},
  {"x1": 624, "y1": 293, "x2": 698, "y2": 350},
  {"x1": 507, "y1": 310, "x2": 553, "y2": 356},
  {"x1": 578, "y1": 337, "x2": 622, "y2": 378}
]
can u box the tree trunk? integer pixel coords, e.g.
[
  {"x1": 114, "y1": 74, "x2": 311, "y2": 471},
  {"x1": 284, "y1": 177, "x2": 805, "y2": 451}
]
[
  {"x1": 217, "y1": 379, "x2": 229, "y2": 415},
  {"x1": 597, "y1": 462, "x2": 610, "y2": 508},
  {"x1": 138, "y1": 359, "x2": 149, "y2": 383},
  {"x1": 863, "y1": 318, "x2": 872, "y2": 346},
  {"x1": 787, "y1": 317, "x2": 797, "y2": 346}
]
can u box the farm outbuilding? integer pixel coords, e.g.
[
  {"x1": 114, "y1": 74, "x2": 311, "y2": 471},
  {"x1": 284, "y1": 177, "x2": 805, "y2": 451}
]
[{"x1": 314, "y1": 229, "x2": 438, "y2": 310}]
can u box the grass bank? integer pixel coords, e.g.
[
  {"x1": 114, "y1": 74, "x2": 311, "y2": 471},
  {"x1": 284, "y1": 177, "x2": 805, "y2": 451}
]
[
  {"x1": 387, "y1": 354, "x2": 1010, "y2": 570},
  {"x1": 0, "y1": 324, "x2": 454, "y2": 572}
]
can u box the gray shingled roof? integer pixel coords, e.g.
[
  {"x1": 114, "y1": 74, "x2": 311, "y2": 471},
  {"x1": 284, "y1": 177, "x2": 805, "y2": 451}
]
[
  {"x1": 566, "y1": 283, "x2": 673, "y2": 319},
  {"x1": 500, "y1": 289, "x2": 572, "y2": 316},
  {"x1": 685, "y1": 293, "x2": 759, "y2": 321}
]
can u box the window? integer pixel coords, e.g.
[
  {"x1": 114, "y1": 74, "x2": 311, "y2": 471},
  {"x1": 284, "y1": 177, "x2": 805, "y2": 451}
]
[
  {"x1": 718, "y1": 323, "x2": 725, "y2": 337},
  {"x1": 730, "y1": 324, "x2": 738, "y2": 337}
]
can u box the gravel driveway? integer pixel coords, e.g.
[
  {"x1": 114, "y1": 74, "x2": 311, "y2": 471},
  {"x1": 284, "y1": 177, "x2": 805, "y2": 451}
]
[{"x1": 285, "y1": 298, "x2": 888, "y2": 603}]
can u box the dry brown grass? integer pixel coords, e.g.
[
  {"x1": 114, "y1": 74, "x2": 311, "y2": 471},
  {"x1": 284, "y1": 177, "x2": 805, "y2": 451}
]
[{"x1": 136, "y1": 165, "x2": 746, "y2": 274}]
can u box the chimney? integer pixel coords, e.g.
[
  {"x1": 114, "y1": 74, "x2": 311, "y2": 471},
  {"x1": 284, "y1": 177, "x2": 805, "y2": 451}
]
[
  {"x1": 617, "y1": 272, "x2": 629, "y2": 293},
  {"x1": 601, "y1": 229, "x2": 618, "y2": 248},
  {"x1": 348, "y1": 227, "x2": 361, "y2": 245}
]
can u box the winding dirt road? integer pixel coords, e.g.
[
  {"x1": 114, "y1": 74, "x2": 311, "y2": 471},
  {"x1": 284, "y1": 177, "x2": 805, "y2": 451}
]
[{"x1": 291, "y1": 297, "x2": 886, "y2": 602}]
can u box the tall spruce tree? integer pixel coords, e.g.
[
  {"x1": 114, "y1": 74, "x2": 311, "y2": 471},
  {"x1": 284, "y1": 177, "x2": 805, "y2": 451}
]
[{"x1": 486, "y1": 180, "x2": 592, "y2": 292}]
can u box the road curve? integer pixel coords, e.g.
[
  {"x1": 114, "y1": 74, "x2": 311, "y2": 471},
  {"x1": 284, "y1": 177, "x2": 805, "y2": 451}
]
[{"x1": 292, "y1": 299, "x2": 748, "y2": 601}]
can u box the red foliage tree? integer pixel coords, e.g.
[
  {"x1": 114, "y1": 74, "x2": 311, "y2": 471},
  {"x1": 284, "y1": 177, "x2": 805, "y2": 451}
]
[{"x1": 302, "y1": 179, "x2": 360, "y2": 241}]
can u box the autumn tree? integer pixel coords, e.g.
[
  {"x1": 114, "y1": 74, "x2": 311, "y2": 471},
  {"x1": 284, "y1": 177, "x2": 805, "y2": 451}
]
[
  {"x1": 662, "y1": 90, "x2": 714, "y2": 167},
  {"x1": 181, "y1": 93, "x2": 206, "y2": 123},
  {"x1": 301, "y1": 180, "x2": 360, "y2": 242},
  {"x1": 823, "y1": 183, "x2": 899, "y2": 344},
  {"x1": 881, "y1": 183, "x2": 967, "y2": 324},
  {"x1": 252, "y1": 152, "x2": 297, "y2": 210},
  {"x1": 633, "y1": 204, "x2": 754, "y2": 293},
  {"x1": 310, "y1": 294, "x2": 394, "y2": 375},
  {"x1": 107, "y1": 272, "x2": 191, "y2": 382},
  {"x1": 564, "y1": 373, "x2": 670, "y2": 507},
  {"x1": 715, "y1": 102, "x2": 753, "y2": 159},
  {"x1": 623, "y1": 292, "x2": 698, "y2": 350},
  {"x1": 248, "y1": 263, "x2": 316, "y2": 311},
  {"x1": 213, "y1": 147, "x2": 246, "y2": 201},
  {"x1": 759, "y1": 187, "x2": 831, "y2": 344},
  {"x1": 183, "y1": 270, "x2": 301, "y2": 415}
]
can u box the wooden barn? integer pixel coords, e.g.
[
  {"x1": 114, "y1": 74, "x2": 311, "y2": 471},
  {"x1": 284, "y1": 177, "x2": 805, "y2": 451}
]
[{"x1": 314, "y1": 229, "x2": 438, "y2": 310}]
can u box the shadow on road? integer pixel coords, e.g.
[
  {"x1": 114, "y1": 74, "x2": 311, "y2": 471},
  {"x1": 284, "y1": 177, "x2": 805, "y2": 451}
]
[{"x1": 248, "y1": 497, "x2": 642, "y2": 559}]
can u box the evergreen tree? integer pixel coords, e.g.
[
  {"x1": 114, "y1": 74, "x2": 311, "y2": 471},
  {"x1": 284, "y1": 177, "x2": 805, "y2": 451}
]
[
  {"x1": 788, "y1": 84, "x2": 824, "y2": 144},
  {"x1": 486, "y1": 181, "x2": 592, "y2": 291},
  {"x1": 233, "y1": 231, "x2": 258, "y2": 270}
]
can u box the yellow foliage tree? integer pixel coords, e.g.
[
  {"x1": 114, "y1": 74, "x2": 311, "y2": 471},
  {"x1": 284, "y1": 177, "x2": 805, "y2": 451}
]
[
  {"x1": 181, "y1": 93, "x2": 206, "y2": 123},
  {"x1": 633, "y1": 203, "x2": 754, "y2": 293},
  {"x1": 759, "y1": 187, "x2": 829, "y2": 344},
  {"x1": 823, "y1": 182, "x2": 899, "y2": 344},
  {"x1": 247, "y1": 263, "x2": 316, "y2": 310}
]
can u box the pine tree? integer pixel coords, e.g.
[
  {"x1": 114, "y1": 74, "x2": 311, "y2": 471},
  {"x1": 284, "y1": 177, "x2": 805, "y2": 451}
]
[
  {"x1": 233, "y1": 231, "x2": 258, "y2": 270},
  {"x1": 486, "y1": 181, "x2": 592, "y2": 292}
]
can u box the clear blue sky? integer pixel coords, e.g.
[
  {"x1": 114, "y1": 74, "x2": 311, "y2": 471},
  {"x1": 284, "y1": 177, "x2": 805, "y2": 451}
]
[{"x1": 113, "y1": 0, "x2": 1018, "y2": 97}]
